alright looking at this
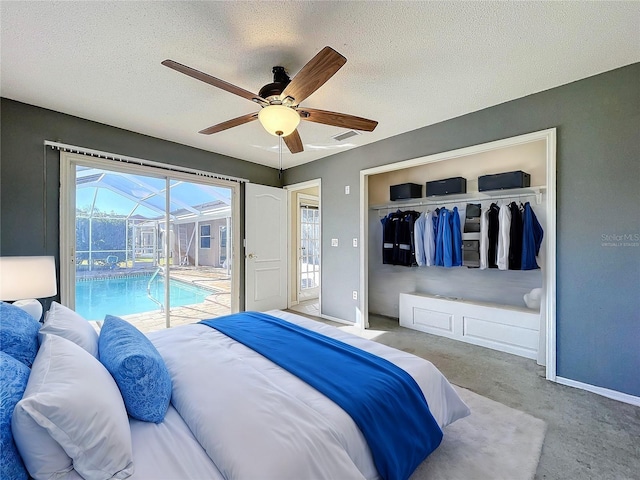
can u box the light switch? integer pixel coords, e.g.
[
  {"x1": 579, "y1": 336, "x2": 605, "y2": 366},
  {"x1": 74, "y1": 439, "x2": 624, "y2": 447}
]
[
  {"x1": 331, "y1": 238, "x2": 339, "y2": 247},
  {"x1": 352, "y1": 238, "x2": 358, "y2": 247},
  {"x1": 345, "y1": 185, "x2": 350, "y2": 195}
]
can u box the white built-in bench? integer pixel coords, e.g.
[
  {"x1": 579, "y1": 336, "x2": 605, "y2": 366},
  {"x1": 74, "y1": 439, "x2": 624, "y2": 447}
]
[{"x1": 399, "y1": 293, "x2": 540, "y2": 359}]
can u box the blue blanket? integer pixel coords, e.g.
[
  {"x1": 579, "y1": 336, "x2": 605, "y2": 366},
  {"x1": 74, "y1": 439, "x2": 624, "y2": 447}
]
[{"x1": 200, "y1": 312, "x2": 442, "y2": 480}]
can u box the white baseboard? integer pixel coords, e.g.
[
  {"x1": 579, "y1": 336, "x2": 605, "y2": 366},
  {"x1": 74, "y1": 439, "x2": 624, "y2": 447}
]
[
  {"x1": 320, "y1": 313, "x2": 354, "y2": 326},
  {"x1": 556, "y1": 376, "x2": 640, "y2": 407}
]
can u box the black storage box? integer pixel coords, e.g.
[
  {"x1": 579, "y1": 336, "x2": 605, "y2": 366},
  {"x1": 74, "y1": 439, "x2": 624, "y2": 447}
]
[
  {"x1": 390, "y1": 183, "x2": 422, "y2": 201},
  {"x1": 426, "y1": 177, "x2": 467, "y2": 196},
  {"x1": 478, "y1": 171, "x2": 531, "y2": 191}
]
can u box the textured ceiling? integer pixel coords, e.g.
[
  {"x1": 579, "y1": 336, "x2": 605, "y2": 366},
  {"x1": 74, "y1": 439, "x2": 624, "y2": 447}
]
[{"x1": 1, "y1": 1, "x2": 639, "y2": 170}]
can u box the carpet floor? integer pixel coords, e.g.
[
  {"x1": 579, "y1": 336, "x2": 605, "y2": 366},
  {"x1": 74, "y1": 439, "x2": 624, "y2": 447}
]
[
  {"x1": 304, "y1": 311, "x2": 640, "y2": 480},
  {"x1": 412, "y1": 386, "x2": 546, "y2": 480}
]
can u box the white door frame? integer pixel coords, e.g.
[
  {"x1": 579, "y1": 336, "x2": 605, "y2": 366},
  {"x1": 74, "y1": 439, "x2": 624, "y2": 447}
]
[
  {"x1": 285, "y1": 179, "x2": 321, "y2": 311},
  {"x1": 359, "y1": 128, "x2": 557, "y2": 380}
]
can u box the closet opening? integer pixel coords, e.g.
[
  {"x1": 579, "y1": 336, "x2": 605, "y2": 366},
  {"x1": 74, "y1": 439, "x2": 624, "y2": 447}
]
[{"x1": 359, "y1": 128, "x2": 557, "y2": 380}]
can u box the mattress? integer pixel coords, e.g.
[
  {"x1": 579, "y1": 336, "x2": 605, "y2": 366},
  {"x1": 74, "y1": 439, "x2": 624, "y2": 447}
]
[{"x1": 136, "y1": 309, "x2": 470, "y2": 480}]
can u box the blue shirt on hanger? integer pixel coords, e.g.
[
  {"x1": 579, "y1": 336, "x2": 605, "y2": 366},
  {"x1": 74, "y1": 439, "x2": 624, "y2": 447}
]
[
  {"x1": 451, "y1": 206, "x2": 463, "y2": 267},
  {"x1": 521, "y1": 202, "x2": 544, "y2": 270}
]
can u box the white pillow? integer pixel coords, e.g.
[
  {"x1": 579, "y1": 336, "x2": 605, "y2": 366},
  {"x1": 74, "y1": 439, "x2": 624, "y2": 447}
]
[
  {"x1": 39, "y1": 301, "x2": 99, "y2": 357},
  {"x1": 12, "y1": 334, "x2": 134, "y2": 480}
]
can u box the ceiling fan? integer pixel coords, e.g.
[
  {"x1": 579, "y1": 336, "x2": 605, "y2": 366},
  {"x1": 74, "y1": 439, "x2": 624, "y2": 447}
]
[{"x1": 161, "y1": 46, "x2": 378, "y2": 154}]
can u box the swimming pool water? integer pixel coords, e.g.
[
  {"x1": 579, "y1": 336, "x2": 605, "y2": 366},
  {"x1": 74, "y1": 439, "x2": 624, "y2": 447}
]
[{"x1": 75, "y1": 275, "x2": 214, "y2": 321}]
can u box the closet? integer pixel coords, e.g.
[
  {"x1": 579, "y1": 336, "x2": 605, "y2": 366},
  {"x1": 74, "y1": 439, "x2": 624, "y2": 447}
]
[{"x1": 361, "y1": 129, "x2": 556, "y2": 369}]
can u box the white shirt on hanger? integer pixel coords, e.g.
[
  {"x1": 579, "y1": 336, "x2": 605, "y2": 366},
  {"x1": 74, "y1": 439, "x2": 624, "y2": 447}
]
[
  {"x1": 414, "y1": 212, "x2": 427, "y2": 266},
  {"x1": 497, "y1": 203, "x2": 512, "y2": 270}
]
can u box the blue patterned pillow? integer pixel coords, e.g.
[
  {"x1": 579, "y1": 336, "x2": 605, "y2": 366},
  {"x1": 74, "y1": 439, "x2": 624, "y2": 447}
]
[
  {"x1": 98, "y1": 315, "x2": 172, "y2": 423},
  {"x1": 0, "y1": 302, "x2": 41, "y2": 367},
  {"x1": 0, "y1": 351, "x2": 30, "y2": 480}
]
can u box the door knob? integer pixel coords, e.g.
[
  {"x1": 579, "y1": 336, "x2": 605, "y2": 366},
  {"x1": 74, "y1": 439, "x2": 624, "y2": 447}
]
[{"x1": 247, "y1": 253, "x2": 258, "y2": 259}]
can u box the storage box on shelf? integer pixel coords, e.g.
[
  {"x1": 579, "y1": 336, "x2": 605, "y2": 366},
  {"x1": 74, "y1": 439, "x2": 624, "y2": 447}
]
[
  {"x1": 389, "y1": 183, "x2": 422, "y2": 201},
  {"x1": 425, "y1": 177, "x2": 467, "y2": 196},
  {"x1": 478, "y1": 170, "x2": 531, "y2": 191}
]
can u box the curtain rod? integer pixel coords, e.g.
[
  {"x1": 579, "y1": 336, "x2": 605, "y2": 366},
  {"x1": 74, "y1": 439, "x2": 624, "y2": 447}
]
[{"x1": 44, "y1": 140, "x2": 250, "y2": 184}]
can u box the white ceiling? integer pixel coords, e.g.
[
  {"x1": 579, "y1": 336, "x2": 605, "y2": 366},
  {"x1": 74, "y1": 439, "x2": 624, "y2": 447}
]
[{"x1": 2, "y1": 1, "x2": 639, "y2": 170}]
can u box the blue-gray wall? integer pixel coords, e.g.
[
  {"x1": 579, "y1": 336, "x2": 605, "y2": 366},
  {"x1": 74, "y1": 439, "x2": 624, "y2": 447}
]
[
  {"x1": 0, "y1": 98, "x2": 281, "y2": 309},
  {"x1": 285, "y1": 63, "x2": 640, "y2": 397}
]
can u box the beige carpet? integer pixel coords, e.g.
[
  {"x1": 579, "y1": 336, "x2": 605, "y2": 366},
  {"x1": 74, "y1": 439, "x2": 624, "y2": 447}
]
[{"x1": 411, "y1": 386, "x2": 546, "y2": 480}]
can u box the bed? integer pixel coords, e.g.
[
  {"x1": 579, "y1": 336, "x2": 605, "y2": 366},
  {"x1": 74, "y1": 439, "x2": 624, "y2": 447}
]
[{"x1": 0, "y1": 301, "x2": 470, "y2": 480}]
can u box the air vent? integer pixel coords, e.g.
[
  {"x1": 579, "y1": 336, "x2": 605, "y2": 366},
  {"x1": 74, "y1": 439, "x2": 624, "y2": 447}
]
[{"x1": 332, "y1": 130, "x2": 361, "y2": 142}]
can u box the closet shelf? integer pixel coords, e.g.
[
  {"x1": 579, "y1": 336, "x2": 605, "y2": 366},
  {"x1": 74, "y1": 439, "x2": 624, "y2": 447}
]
[{"x1": 370, "y1": 186, "x2": 546, "y2": 211}]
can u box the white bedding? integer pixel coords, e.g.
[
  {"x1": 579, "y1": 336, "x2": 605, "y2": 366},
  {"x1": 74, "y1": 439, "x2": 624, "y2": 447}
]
[
  {"x1": 62, "y1": 405, "x2": 225, "y2": 480},
  {"x1": 140, "y1": 310, "x2": 470, "y2": 480}
]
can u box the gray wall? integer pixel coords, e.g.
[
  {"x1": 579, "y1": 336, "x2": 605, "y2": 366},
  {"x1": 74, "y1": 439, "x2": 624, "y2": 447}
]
[
  {"x1": 0, "y1": 98, "x2": 281, "y2": 309},
  {"x1": 285, "y1": 63, "x2": 640, "y2": 397}
]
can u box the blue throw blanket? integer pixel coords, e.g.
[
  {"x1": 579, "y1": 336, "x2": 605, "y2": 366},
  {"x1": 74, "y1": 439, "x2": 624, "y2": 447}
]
[{"x1": 200, "y1": 312, "x2": 442, "y2": 480}]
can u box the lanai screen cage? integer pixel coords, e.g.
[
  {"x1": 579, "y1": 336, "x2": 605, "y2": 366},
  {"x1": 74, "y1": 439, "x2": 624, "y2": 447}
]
[{"x1": 75, "y1": 166, "x2": 232, "y2": 273}]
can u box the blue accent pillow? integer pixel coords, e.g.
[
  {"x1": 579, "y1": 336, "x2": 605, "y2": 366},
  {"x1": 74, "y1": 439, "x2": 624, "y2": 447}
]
[
  {"x1": 98, "y1": 315, "x2": 172, "y2": 423},
  {"x1": 0, "y1": 351, "x2": 30, "y2": 480},
  {"x1": 0, "y1": 302, "x2": 41, "y2": 367}
]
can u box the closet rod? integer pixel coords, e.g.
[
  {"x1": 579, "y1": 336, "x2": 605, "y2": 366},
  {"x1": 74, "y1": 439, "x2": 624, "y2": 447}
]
[{"x1": 370, "y1": 188, "x2": 544, "y2": 211}]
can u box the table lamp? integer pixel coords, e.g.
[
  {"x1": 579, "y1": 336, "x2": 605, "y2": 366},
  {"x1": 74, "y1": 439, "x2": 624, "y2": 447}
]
[{"x1": 0, "y1": 256, "x2": 58, "y2": 320}]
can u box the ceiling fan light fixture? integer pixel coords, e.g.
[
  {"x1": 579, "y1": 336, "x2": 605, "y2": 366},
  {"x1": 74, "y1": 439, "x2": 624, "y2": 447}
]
[{"x1": 258, "y1": 105, "x2": 300, "y2": 137}]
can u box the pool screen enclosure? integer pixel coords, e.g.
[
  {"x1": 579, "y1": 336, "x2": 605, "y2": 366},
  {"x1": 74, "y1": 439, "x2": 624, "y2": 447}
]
[{"x1": 60, "y1": 150, "x2": 239, "y2": 331}]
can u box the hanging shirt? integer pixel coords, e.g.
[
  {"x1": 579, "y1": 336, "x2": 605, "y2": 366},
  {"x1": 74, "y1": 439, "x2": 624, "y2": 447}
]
[
  {"x1": 424, "y1": 211, "x2": 436, "y2": 266},
  {"x1": 451, "y1": 206, "x2": 463, "y2": 267},
  {"x1": 521, "y1": 202, "x2": 544, "y2": 270},
  {"x1": 487, "y1": 203, "x2": 500, "y2": 268},
  {"x1": 381, "y1": 211, "x2": 399, "y2": 265},
  {"x1": 442, "y1": 209, "x2": 453, "y2": 267},
  {"x1": 434, "y1": 209, "x2": 446, "y2": 266},
  {"x1": 413, "y1": 212, "x2": 427, "y2": 266},
  {"x1": 479, "y1": 207, "x2": 490, "y2": 270},
  {"x1": 497, "y1": 203, "x2": 512, "y2": 271},
  {"x1": 508, "y1": 202, "x2": 523, "y2": 270}
]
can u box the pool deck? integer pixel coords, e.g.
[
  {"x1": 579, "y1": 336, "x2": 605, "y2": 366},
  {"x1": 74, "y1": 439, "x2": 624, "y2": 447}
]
[{"x1": 83, "y1": 266, "x2": 232, "y2": 333}]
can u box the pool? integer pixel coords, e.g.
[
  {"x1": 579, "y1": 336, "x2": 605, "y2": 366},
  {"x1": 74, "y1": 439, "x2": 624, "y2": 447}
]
[{"x1": 75, "y1": 275, "x2": 216, "y2": 321}]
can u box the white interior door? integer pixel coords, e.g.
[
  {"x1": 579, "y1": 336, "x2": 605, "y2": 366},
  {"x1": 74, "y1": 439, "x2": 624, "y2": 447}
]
[{"x1": 245, "y1": 183, "x2": 287, "y2": 311}]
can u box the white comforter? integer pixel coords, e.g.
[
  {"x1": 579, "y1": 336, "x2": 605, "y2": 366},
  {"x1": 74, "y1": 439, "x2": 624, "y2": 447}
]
[{"x1": 143, "y1": 310, "x2": 470, "y2": 480}]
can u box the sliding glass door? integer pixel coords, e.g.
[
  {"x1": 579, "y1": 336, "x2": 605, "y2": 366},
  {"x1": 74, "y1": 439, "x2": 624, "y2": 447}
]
[{"x1": 61, "y1": 153, "x2": 238, "y2": 332}]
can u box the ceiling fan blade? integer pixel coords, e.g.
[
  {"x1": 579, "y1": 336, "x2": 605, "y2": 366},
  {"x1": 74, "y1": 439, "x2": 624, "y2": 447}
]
[
  {"x1": 198, "y1": 112, "x2": 258, "y2": 135},
  {"x1": 280, "y1": 47, "x2": 346, "y2": 105},
  {"x1": 283, "y1": 130, "x2": 304, "y2": 154},
  {"x1": 162, "y1": 59, "x2": 267, "y2": 105},
  {"x1": 299, "y1": 108, "x2": 378, "y2": 132}
]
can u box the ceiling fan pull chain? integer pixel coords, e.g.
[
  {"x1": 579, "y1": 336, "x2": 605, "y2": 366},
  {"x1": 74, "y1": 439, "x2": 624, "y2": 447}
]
[{"x1": 278, "y1": 134, "x2": 283, "y2": 179}]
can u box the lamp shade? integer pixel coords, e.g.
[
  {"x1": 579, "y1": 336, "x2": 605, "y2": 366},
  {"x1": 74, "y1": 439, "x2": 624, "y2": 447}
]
[
  {"x1": 0, "y1": 256, "x2": 57, "y2": 301},
  {"x1": 258, "y1": 105, "x2": 300, "y2": 137}
]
